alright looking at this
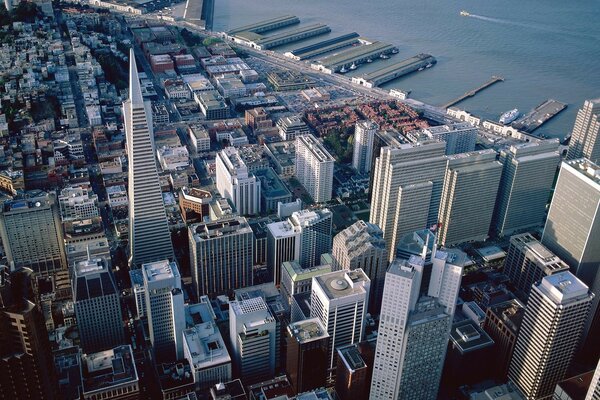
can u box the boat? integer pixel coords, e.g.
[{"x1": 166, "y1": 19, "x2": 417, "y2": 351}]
[
  {"x1": 366, "y1": 58, "x2": 373, "y2": 63},
  {"x1": 380, "y1": 54, "x2": 390, "y2": 59},
  {"x1": 418, "y1": 66, "x2": 425, "y2": 71},
  {"x1": 392, "y1": 48, "x2": 399, "y2": 54},
  {"x1": 460, "y1": 10, "x2": 470, "y2": 16},
  {"x1": 339, "y1": 66, "x2": 348, "y2": 73},
  {"x1": 499, "y1": 108, "x2": 520, "y2": 124},
  {"x1": 425, "y1": 63, "x2": 433, "y2": 68},
  {"x1": 349, "y1": 63, "x2": 357, "y2": 70}
]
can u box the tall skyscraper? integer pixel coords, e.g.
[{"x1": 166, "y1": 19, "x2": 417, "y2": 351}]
[
  {"x1": 290, "y1": 208, "x2": 333, "y2": 269},
  {"x1": 508, "y1": 272, "x2": 593, "y2": 400},
  {"x1": 504, "y1": 233, "x2": 569, "y2": 301},
  {"x1": 310, "y1": 269, "x2": 370, "y2": 373},
  {"x1": 586, "y1": 358, "x2": 600, "y2": 400},
  {"x1": 332, "y1": 220, "x2": 388, "y2": 314},
  {"x1": 125, "y1": 49, "x2": 174, "y2": 267},
  {"x1": 72, "y1": 258, "x2": 124, "y2": 353},
  {"x1": 229, "y1": 297, "x2": 277, "y2": 384},
  {"x1": 567, "y1": 99, "x2": 600, "y2": 163},
  {"x1": 266, "y1": 219, "x2": 301, "y2": 286},
  {"x1": 189, "y1": 217, "x2": 254, "y2": 298},
  {"x1": 0, "y1": 192, "x2": 67, "y2": 275},
  {"x1": 492, "y1": 140, "x2": 560, "y2": 236},
  {"x1": 286, "y1": 318, "x2": 329, "y2": 394},
  {"x1": 215, "y1": 147, "x2": 261, "y2": 215},
  {"x1": 370, "y1": 140, "x2": 447, "y2": 258},
  {"x1": 0, "y1": 268, "x2": 58, "y2": 399},
  {"x1": 295, "y1": 134, "x2": 335, "y2": 203},
  {"x1": 142, "y1": 260, "x2": 185, "y2": 362},
  {"x1": 438, "y1": 149, "x2": 503, "y2": 246},
  {"x1": 352, "y1": 120, "x2": 377, "y2": 174},
  {"x1": 370, "y1": 250, "x2": 462, "y2": 400},
  {"x1": 406, "y1": 122, "x2": 477, "y2": 155}
]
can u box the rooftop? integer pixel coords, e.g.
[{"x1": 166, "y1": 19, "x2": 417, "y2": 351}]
[
  {"x1": 81, "y1": 345, "x2": 138, "y2": 395},
  {"x1": 296, "y1": 134, "x2": 335, "y2": 163},
  {"x1": 314, "y1": 269, "x2": 370, "y2": 300},
  {"x1": 487, "y1": 299, "x2": 526, "y2": 334},
  {"x1": 191, "y1": 217, "x2": 252, "y2": 240},
  {"x1": 538, "y1": 271, "x2": 590, "y2": 304},
  {"x1": 449, "y1": 320, "x2": 495, "y2": 354},
  {"x1": 157, "y1": 360, "x2": 195, "y2": 391},
  {"x1": 287, "y1": 318, "x2": 328, "y2": 344},
  {"x1": 337, "y1": 344, "x2": 367, "y2": 372},
  {"x1": 564, "y1": 158, "x2": 600, "y2": 187},
  {"x1": 142, "y1": 260, "x2": 180, "y2": 283}
]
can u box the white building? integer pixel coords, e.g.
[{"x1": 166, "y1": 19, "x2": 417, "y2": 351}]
[
  {"x1": 310, "y1": 269, "x2": 370, "y2": 373},
  {"x1": 157, "y1": 146, "x2": 191, "y2": 171},
  {"x1": 290, "y1": 208, "x2": 333, "y2": 269},
  {"x1": 58, "y1": 184, "x2": 100, "y2": 221},
  {"x1": 277, "y1": 115, "x2": 310, "y2": 141},
  {"x1": 508, "y1": 272, "x2": 593, "y2": 399},
  {"x1": 567, "y1": 98, "x2": 600, "y2": 164},
  {"x1": 352, "y1": 120, "x2": 377, "y2": 174},
  {"x1": 280, "y1": 258, "x2": 332, "y2": 306},
  {"x1": 142, "y1": 260, "x2": 185, "y2": 362},
  {"x1": 408, "y1": 122, "x2": 478, "y2": 155},
  {"x1": 295, "y1": 134, "x2": 335, "y2": 203},
  {"x1": 124, "y1": 49, "x2": 174, "y2": 267},
  {"x1": 188, "y1": 124, "x2": 211, "y2": 154},
  {"x1": 106, "y1": 185, "x2": 128, "y2": 208},
  {"x1": 229, "y1": 297, "x2": 277, "y2": 384},
  {"x1": 266, "y1": 219, "x2": 301, "y2": 286},
  {"x1": 80, "y1": 345, "x2": 140, "y2": 400},
  {"x1": 215, "y1": 147, "x2": 261, "y2": 215}
]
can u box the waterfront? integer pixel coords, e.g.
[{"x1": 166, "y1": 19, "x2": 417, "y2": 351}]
[{"x1": 213, "y1": 0, "x2": 600, "y2": 138}]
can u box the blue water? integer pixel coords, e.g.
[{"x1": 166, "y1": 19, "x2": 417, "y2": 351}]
[{"x1": 212, "y1": 0, "x2": 600, "y2": 139}]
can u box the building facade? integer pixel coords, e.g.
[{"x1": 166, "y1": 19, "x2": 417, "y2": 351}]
[
  {"x1": 295, "y1": 134, "x2": 335, "y2": 203},
  {"x1": 290, "y1": 208, "x2": 333, "y2": 269},
  {"x1": 567, "y1": 98, "x2": 600, "y2": 164},
  {"x1": 286, "y1": 318, "x2": 329, "y2": 394},
  {"x1": 215, "y1": 147, "x2": 261, "y2": 216},
  {"x1": 352, "y1": 120, "x2": 377, "y2": 174}
]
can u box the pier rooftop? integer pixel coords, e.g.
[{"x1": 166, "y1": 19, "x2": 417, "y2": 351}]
[
  {"x1": 227, "y1": 15, "x2": 299, "y2": 35},
  {"x1": 234, "y1": 23, "x2": 331, "y2": 50},
  {"x1": 352, "y1": 54, "x2": 436, "y2": 88},
  {"x1": 285, "y1": 32, "x2": 360, "y2": 60},
  {"x1": 312, "y1": 41, "x2": 397, "y2": 73}
]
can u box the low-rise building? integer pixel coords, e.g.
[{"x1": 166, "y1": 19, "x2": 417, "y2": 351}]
[
  {"x1": 188, "y1": 124, "x2": 211, "y2": 153},
  {"x1": 265, "y1": 141, "x2": 296, "y2": 176},
  {"x1": 80, "y1": 345, "x2": 139, "y2": 400},
  {"x1": 195, "y1": 91, "x2": 229, "y2": 120}
]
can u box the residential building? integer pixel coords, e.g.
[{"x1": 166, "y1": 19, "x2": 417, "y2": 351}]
[
  {"x1": 286, "y1": 318, "x2": 329, "y2": 394},
  {"x1": 142, "y1": 260, "x2": 185, "y2": 362},
  {"x1": 567, "y1": 99, "x2": 600, "y2": 163},
  {"x1": 352, "y1": 120, "x2": 377, "y2": 174},
  {"x1": 508, "y1": 272, "x2": 593, "y2": 400},
  {"x1": 124, "y1": 49, "x2": 174, "y2": 267},
  {"x1": 492, "y1": 140, "x2": 560, "y2": 236},
  {"x1": 438, "y1": 149, "x2": 503, "y2": 246},
  {"x1": 189, "y1": 217, "x2": 254, "y2": 297},
  {"x1": 277, "y1": 115, "x2": 310, "y2": 141},
  {"x1": 73, "y1": 258, "x2": 124, "y2": 353},
  {"x1": 80, "y1": 345, "x2": 139, "y2": 400},
  {"x1": 58, "y1": 184, "x2": 100, "y2": 221},
  {"x1": 295, "y1": 134, "x2": 335, "y2": 203},
  {"x1": 290, "y1": 208, "x2": 333, "y2": 269},
  {"x1": 216, "y1": 146, "x2": 261, "y2": 215},
  {"x1": 332, "y1": 220, "x2": 388, "y2": 314}
]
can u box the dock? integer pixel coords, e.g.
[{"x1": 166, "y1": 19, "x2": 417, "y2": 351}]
[
  {"x1": 352, "y1": 54, "x2": 436, "y2": 88},
  {"x1": 311, "y1": 41, "x2": 398, "y2": 74},
  {"x1": 284, "y1": 32, "x2": 361, "y2": 60},
  {"x1": 442, "y1": 76, "x2": 504, "y2": 109},
  {"x1": 512, "y1": 99, "x2": 567, "y2": 132},
  {"x1": 227, "y1": 15, "x2": 300, "y2": 35},
  {"x1": 233, "y1": 24, "x2": 331, "y2": 50}
]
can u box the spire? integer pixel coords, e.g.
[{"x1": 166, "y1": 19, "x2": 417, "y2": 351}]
[{"x1": 129, "y1": 48, "x2": 144, "y2": 105}]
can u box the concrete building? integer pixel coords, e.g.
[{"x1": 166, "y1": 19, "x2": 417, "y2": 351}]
[
  {"x1": 265, "y1": 140, "x2": 296, "y2": 176},
  {"x1": 407, "y1": 122, "x2": 477, "y2": 155},
  {"x1": 586, "y1": 358, "x2": 600, "y2": 400},
  {"x1": 0, "y1": 192, "x2": 67, "y2": 275},
  {"x1": 369, "y1": 140, "x2": 447, "y2": 259},
  {"x1": 73, "y1": 258, "x2": 124, "y2": 353},
  {"x1": 58, "y1": 185, "x2": 100, "y2": 221},
  {"x1": 266, "y1": 219, "x2": 301, "y2": 286},
  {"x1": 254, "y1": 168, "x2": 293, "y2": 214},
  {"x1": 179, "y1": 187, "x2": 212, "y2": 224},
  {"x1": 216, "y1": 146, "x2": 261, "y2": 215},
  {"x1": 280, "y1": 258, "x2": 332, "y2": 306},
  {"x1": 277, "y1": 115, "x2": 310, "y2": 141},
  {"x1": 438, "y1": 149, "x2": 503, "y2": 246},
  {"x1": 189, "y1": 217, "x2": 254, "y2": 297},
  {"x1": 195, "y1": 91, "x2": 229, "y2": 120},
  {"x1": 124, "y1": 49, "x2": 174, "y2": 267},
  {"x1": 508, "y1": 272, "x2": 593, "y2": 400},
  {"x1": 567, "y1": 99, "x2": 600, "y2": 164},
  {"x1": 331, "y1": 220, "x2": 388, "y2": 314},
  {"x1": 336, "y1": 341, "x2": 376, "y2": 400},
  {"x1": 295, "y1": 134, "x2": 335, "y2": 203},
  {"x1": 188, "y1": 124, "x2": 211, "y2": 154},
  {"x1": 80, "y1": 345, "x2": 139, "y2": 400},
  {"x1": 229, "y1": 297, "x2": 277, "y2": 384},
  {"x1": 142, "y1": 260, "x2": 185, "y2": 362},
  {"x1": 310, "y1": 269, "x2": 370, "y2": 373},
  {"x1": 290, "y1": 208, "x2": 333, "y2": 269},
  {"x1": 129, "y1": 269, "x2": 146, "y2": 318},
  {"x1": 352, "y1": 120, "x2": 377, "y2": 174},
  {"x1": 504, "y1": 233, "x2": 569, "y2": 301},
  {"x1": 286, "y1": 318, "x2": 329, "y2": 394},
  {"x1": 492, "y1": 140, "x2": 561, "y2": 236}
]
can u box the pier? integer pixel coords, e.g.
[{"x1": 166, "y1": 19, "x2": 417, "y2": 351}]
[
  {"x1": 311, "y1": 41, "x2": 398, "y2": 74},
  {"x1": 284, "y1": 32, "x2": 361, "y2": 60},
  {"x1": 442, "y1": 76, "x2": 504, "y2": 109},
  {"x1": 233, "y1": 24, "x2": 331, "y2": 50},
  {"x1": 352, "y1": 54, "x2": 436, "y2": 88},
  {"x1": 227, "y1": 15, "x2": 300, "y2": 35},
  {"x1": 512, "y1": 99, "x2": 567, "y2": 132}
]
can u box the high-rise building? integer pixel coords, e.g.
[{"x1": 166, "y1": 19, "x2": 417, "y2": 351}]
[
  {"x1": 504, "y1": 233, "x2": 569, "y2": 301},
  {"x1": 0, "y1": 268, "x2": 58, "y2": 400},
  {"x1": 286, "y1": 318, "x2": 329, "y2": 394},
  {"x1": 352, "y1": 120, "x2": 377, "y2": 174},
  {"x1": 58, "y1": 184, "x2": 100, "y2": 221},
  {"x1": 280, "y1": 257, "x2": 332, "y2": 306},
  {"x1": 438, "y1": 149, "x2": 503, "y2": 246},
  {"x1": 335, "y1": 341, "x2": 376, "y2": 400},
  {"x1": 331, "y1": 220, "x2": 388, "y2": 314},
  {"x1": 369, "y1": 250, "x2": 463, "y2": 400},
  {"x1": 368, "y1": 130, "x2": 403, "y2": 201},
  {"x1": 266, "y1": 220, "x2": 301, "y2": 286},
  {"x1": 72, "y1": 258, "x2": 124, "y2": 353},
  {"x1": 142, "y1": 260, "x2": 185, "y2": 362},
  {"x1": 567, "y1": 99, "x2": 600, "y2": 163},
  {"x1": 125, "y1": 49, "x2": 174, "y2": 267},
  {"x1": 586, "y1": 358, "x2": 600, "y2": 400},
  {"x1": 492, "y1": 140, "x2": 560, "y2": 236},
  {"x1": 63, "y1": 217, "x2": 111, "y2": 268},
  {"x1": 215, "y1": 147, "x2": 261, "y2": 215},
  {"x1": 277, "y1": 115, "x2": 310, "y2": 141},
  {"x1": 189, "y1": 217, "x2": 254, "y2": 297},
  {"x1": 290, "y1": 208, "x2": 333, "y2": 269},
  {"x1": 295, "y1": 134, "x2": 335, "y2": 203},
  {"x1": 310, "y1": 269, "x2": 370, "y2": 373},
  {"x1": 0, "y1": 192, "x2": 67, "y2": 275},
  {"x1": 229, "y1": 297, "x2": 277, "y2": 384},
  {"x1": 508, "y1": 272, "x2": 593, "y2": 400},
  {"x1": 406, "y1": 122, "x2": 477, "y2": 155},
  {"x1": 369, "y1": 140, "x2": 447, "y2": 258}
]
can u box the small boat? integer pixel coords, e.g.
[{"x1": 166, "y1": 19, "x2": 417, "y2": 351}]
[
  {"x1": 460, "y1": 10, "x2": 470, "y2": 16},
  {"x1": 380, "y1": 54, "x2": 390, "y2": 59},
  {"x1": 339, "y1": 66, "x2": 348, "y2": 73},
  {"x1": 418, "y1": 66, "x2": 425, "y2": 71},
  {"x1": 349, "y1": 63, "x2": 357, "y2": 70},
  {"x1": 366, "y1": 58, "x2": 373, "y2": 63},
  {"x1": 391, "y1": 48, "x2": 399, "y2": 54},
  {"x1": 425, "y1": 63, "x2": 433, "y2": 68}
]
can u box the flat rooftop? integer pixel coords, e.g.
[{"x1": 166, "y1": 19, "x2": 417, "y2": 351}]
[
  {"x1": 288, "y1": 318, "x2": 328, "y2": 344},
  {"x1": 255, "y1": 168, "x2": 291, "y2": 198},
  {"x1": 539, "y1": 271, "x2": 590, "y2": 304},
  {"x1": 297, "y1": 134, "x2": 335, "y2": 162},
  {"x1": 317, "y1": 41, "x2": 395, "y2": 68},
  {"x1": 314, "y1": 269, "x2": 369, "y2": 300},
  {"x1": 142, "y1": 260, "x2": 180, "y2": 283},
  {"x1": 449, "y1": 320, "x2": 494, "y2": 354},
  {"x1": 227, "y1": 15, "x2": 299, "y2": 35},
  {"x1": 564, "y1": 158, "x2": 600, "y2": 187},
  {"x1": 360, "y1": 53, "x2": 434, "y2": 81},
  {"x1": 337, "y1": 344, "x2": 367, "y2": 372},
  {"x1": 192, "y1": 217, "x2": 252, "y2": 240},
  {"x1": 81, "y1": 345, "x2": 138, "y2": 394}
]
